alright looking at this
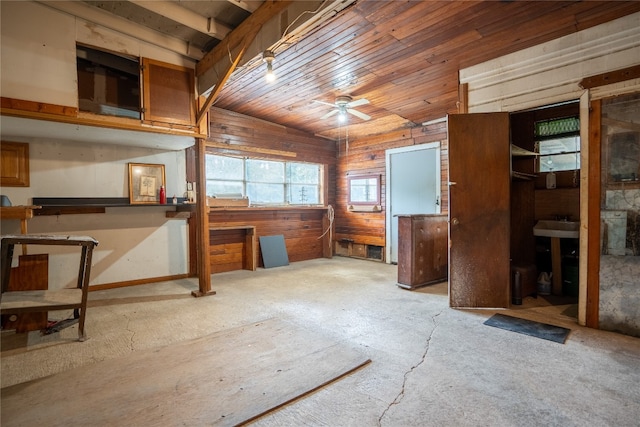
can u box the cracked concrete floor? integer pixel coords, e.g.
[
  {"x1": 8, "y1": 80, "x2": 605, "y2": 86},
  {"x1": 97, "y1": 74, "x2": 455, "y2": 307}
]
[{"x1": 2, "y1": 257, "x2": 640, "y2": 426}]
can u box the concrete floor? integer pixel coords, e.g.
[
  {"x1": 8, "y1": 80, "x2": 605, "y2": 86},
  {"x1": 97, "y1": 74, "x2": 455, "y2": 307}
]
[{"x1": 2, "y1": 257, "x2": 639, "y2": 426}]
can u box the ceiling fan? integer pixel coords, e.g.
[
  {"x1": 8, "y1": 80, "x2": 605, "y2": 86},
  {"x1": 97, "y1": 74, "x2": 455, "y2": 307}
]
[{"x1": 314, "y1": 95, "x2": 371, "y2": 122}]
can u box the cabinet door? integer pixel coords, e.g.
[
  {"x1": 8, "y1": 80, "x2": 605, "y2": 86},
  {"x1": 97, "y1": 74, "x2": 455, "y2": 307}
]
[
  {"x1": 142, "y1": 58, "x2": 196, "y2": 127},
  {"x1": 448, "y1": 113, "x2": 511, "y2": 308}
]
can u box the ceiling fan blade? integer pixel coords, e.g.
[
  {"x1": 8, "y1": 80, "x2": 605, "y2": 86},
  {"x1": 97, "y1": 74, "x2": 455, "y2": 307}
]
[
  {"x1": 347, "y1": 109, "x2": 371, "y2": 121},
  {"x1": 347, "y1": 98, "x2": 369, "y2": 108},
  {"x1": 321, "y1": 109, "x2": 339, "y2": 120},
  {"x1": 313, "y1": 100, "x2": 337, "y2": 107}
]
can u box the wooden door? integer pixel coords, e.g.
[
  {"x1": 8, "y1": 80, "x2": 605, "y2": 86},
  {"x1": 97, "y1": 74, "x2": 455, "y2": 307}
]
[
  {"x1": 386, "y1": 142, "x2": 440, "y2": 263},
  {"x1": 448, "y1": 113, "x2": 511, "y2": 308}
]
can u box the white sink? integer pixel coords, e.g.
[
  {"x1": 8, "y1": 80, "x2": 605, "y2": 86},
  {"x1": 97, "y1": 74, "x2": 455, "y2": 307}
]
[{"x1": 533, "y1": 220, "x2": 580, "y2": 238}]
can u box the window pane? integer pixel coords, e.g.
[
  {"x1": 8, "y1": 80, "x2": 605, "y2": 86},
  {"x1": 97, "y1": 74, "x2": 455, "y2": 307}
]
[
  {"x1": 289, "y1": 185, "x2": 319, "y2": 204},
  {"x1": 537, "y1": 136, "x2": 580, "y2": 172},
  {"x1": 538, "y1": 136, "x2": 580, "y2": 155},
  {"x1": 535, "y1": 117, "x2": 580, "y2": 137},
  {"x1": 246, "y1": 159, "x2": 284, "y2": 183},
  {"x1": 349, "y1": 178, "x2": 379, "y2": 203},
  {"x1": 206, "y1": 155, "x2": 243, "y2": 180},
  {"x1": 540, "y1": 153, "x2": 580, "y2": 172},
  {"x1": 206, "y1": 181, "x2": 243, "y2": 196},
  {"x1": 205, "y1": 154, "x2": 324, "y2": 206},
  {"x1": 247, "y1": 183, "x2": 284, "y2": 204},
  {"x1": 288, "y1": 163, "x2": 319, "y2": 184}
]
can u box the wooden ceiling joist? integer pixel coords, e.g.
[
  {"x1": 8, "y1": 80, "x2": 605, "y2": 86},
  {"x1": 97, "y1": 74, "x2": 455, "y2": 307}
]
[
  {"x1": 196, "y1": 26, "x2": 261, "y2": 126},
  {"x1": 196, "y1": 0, "x2": 293, "y2": 78},
  {"x1": 130, "y1": 0, "x2": 232, "y2": 40}
]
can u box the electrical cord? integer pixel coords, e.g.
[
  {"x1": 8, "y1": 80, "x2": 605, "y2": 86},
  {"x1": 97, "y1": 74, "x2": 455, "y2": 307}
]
[{"x1": 318, "y1": 204, "x2": 334, "y2": 251}]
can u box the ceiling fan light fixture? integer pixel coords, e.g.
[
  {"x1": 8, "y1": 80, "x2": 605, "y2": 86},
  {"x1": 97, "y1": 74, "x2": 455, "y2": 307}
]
[
  {"x1": 262, "y1": 50, "x2": 276, "y2": 83},
  {"x1": 338, "y1": 109, "x2": 348, "y2": 123}
]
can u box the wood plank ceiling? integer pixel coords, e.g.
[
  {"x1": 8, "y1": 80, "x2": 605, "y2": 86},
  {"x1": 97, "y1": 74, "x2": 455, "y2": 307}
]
[
  {"x1": 212, "y1": 0, "x2": 640, "y2": 141},
  {"x1": 76, "y1": 1, "x2": 640, "y2": 141}
]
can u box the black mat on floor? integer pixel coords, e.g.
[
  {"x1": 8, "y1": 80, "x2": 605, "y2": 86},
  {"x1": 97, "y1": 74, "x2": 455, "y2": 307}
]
[{"x1": 484, "y1": 313, "x2": 570, "y2": 344}]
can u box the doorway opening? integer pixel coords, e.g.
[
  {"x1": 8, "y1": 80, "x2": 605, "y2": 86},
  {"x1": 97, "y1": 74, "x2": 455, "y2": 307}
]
[
  {"x1": 510, "y1": 100, "x2": 581, "y2": 317},
  {"x1": 385, "y1": 142, "x2": 441, "y2": 264}
]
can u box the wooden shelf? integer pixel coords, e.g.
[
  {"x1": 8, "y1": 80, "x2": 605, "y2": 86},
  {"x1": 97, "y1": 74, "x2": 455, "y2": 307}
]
[
  {"x1": 0, "y1": 206, "x2": 40, "y2": 220},
  {"x1": 512, "y1": 170, "x2": 537, "y2": 181},
  {"x1": 32, "y1": 197, "x2": 189, "y2": 215}
]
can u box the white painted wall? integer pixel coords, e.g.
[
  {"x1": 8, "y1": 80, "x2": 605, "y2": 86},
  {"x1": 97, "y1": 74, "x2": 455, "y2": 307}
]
[
  {"x1": 0, "y1": 1, "x2": 194, "y2": 288},
  {"x1": 0, "y1": 140, "x2": 189, "y2": 288},
  {"x1": 0, "y1": 1, "x2": 195, "y2": 107}
]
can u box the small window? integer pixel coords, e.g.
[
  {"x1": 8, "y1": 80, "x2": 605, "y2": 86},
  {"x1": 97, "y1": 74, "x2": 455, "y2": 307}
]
[
  {"x1": 535, "y1": 117, "x2": 580, "y2": 172},
  {"x1": 348, "y1": 175, "x2": 380, "y2": 205}
]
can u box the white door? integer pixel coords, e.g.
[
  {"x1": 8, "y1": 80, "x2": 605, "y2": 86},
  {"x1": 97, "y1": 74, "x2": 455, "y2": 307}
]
[{"x1": 385, "y1": 142, "x2": 441, "y2": 263}]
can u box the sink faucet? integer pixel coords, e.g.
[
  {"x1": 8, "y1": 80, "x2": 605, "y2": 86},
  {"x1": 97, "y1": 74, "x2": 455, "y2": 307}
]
[{"x1": 555, "y1": 215, "x2": 571, "y2": 221}]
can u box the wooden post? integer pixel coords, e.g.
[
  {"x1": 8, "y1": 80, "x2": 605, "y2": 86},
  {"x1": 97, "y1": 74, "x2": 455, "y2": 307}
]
[
  {"x1": 322, "y1": 210, "x2": 333, "y2": 258},
  {"x1": 192, "y1": 138, "x2": 215, "y2": 297}
]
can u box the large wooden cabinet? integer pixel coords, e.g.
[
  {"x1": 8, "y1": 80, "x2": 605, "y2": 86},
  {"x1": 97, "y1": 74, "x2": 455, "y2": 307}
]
[{"x1": 396, "y1": 214, "x2": 448, "y2": 289}]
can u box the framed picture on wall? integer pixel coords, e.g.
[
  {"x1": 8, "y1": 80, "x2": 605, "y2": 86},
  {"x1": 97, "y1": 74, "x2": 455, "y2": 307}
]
[{"x1": 128, "y1": 163, "x2": 165, "y2": 204}]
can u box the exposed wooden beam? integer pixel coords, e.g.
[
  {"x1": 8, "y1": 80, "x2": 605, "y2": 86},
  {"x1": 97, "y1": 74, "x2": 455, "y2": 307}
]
[
  {"x1": 205, "y1": 141, "x2": 297, "y2": 158},
  {"x1": 37, "y1": 1, "x2": 203, "y2": 60},
  {"x1": 129, "y1": 0, "x2": 232, "y2": 40},
  {"x1": 195, "y1": 27, "x2": 260, "y2": 127},
  {"x1": 196, "y1": 0, "x2": 293, "y2": 78}
]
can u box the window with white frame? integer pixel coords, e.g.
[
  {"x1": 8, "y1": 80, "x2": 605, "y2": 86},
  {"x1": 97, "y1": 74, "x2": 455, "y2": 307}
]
[{"x1": 205, "y1": 154, "x2": 323, "y2": 205}]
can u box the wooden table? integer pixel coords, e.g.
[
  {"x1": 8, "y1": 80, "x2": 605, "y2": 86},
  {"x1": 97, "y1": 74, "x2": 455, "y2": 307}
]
[{"x1": 1, "y1": 234, "x2": 99, "y2": 341}]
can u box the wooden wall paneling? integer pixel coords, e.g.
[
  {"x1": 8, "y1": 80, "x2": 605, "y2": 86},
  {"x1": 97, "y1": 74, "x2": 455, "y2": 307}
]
[
  {"x1": 534, "y1": 188, "x2": 581, "y2": 222},
  {"x1": 206, "y1": 107, "x2": 337, "y2": 272},
  {"x1": 208, "y1": 208, "x2": 328, "y2": 269},
  {"x1": 209, "y1": 228, "x2": 246, "y2": 273},
  {"x1": 208, "y1": 108, "x2": 336, "y2": 165},
  {"x1": 335, "y1": 120, "x2": 449, "y2": 252}
]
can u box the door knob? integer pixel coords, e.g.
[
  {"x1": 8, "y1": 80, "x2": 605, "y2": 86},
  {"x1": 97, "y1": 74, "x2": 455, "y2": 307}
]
[{"x1": 451, "y1": 218, "x2": 459, "y2": 225}]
